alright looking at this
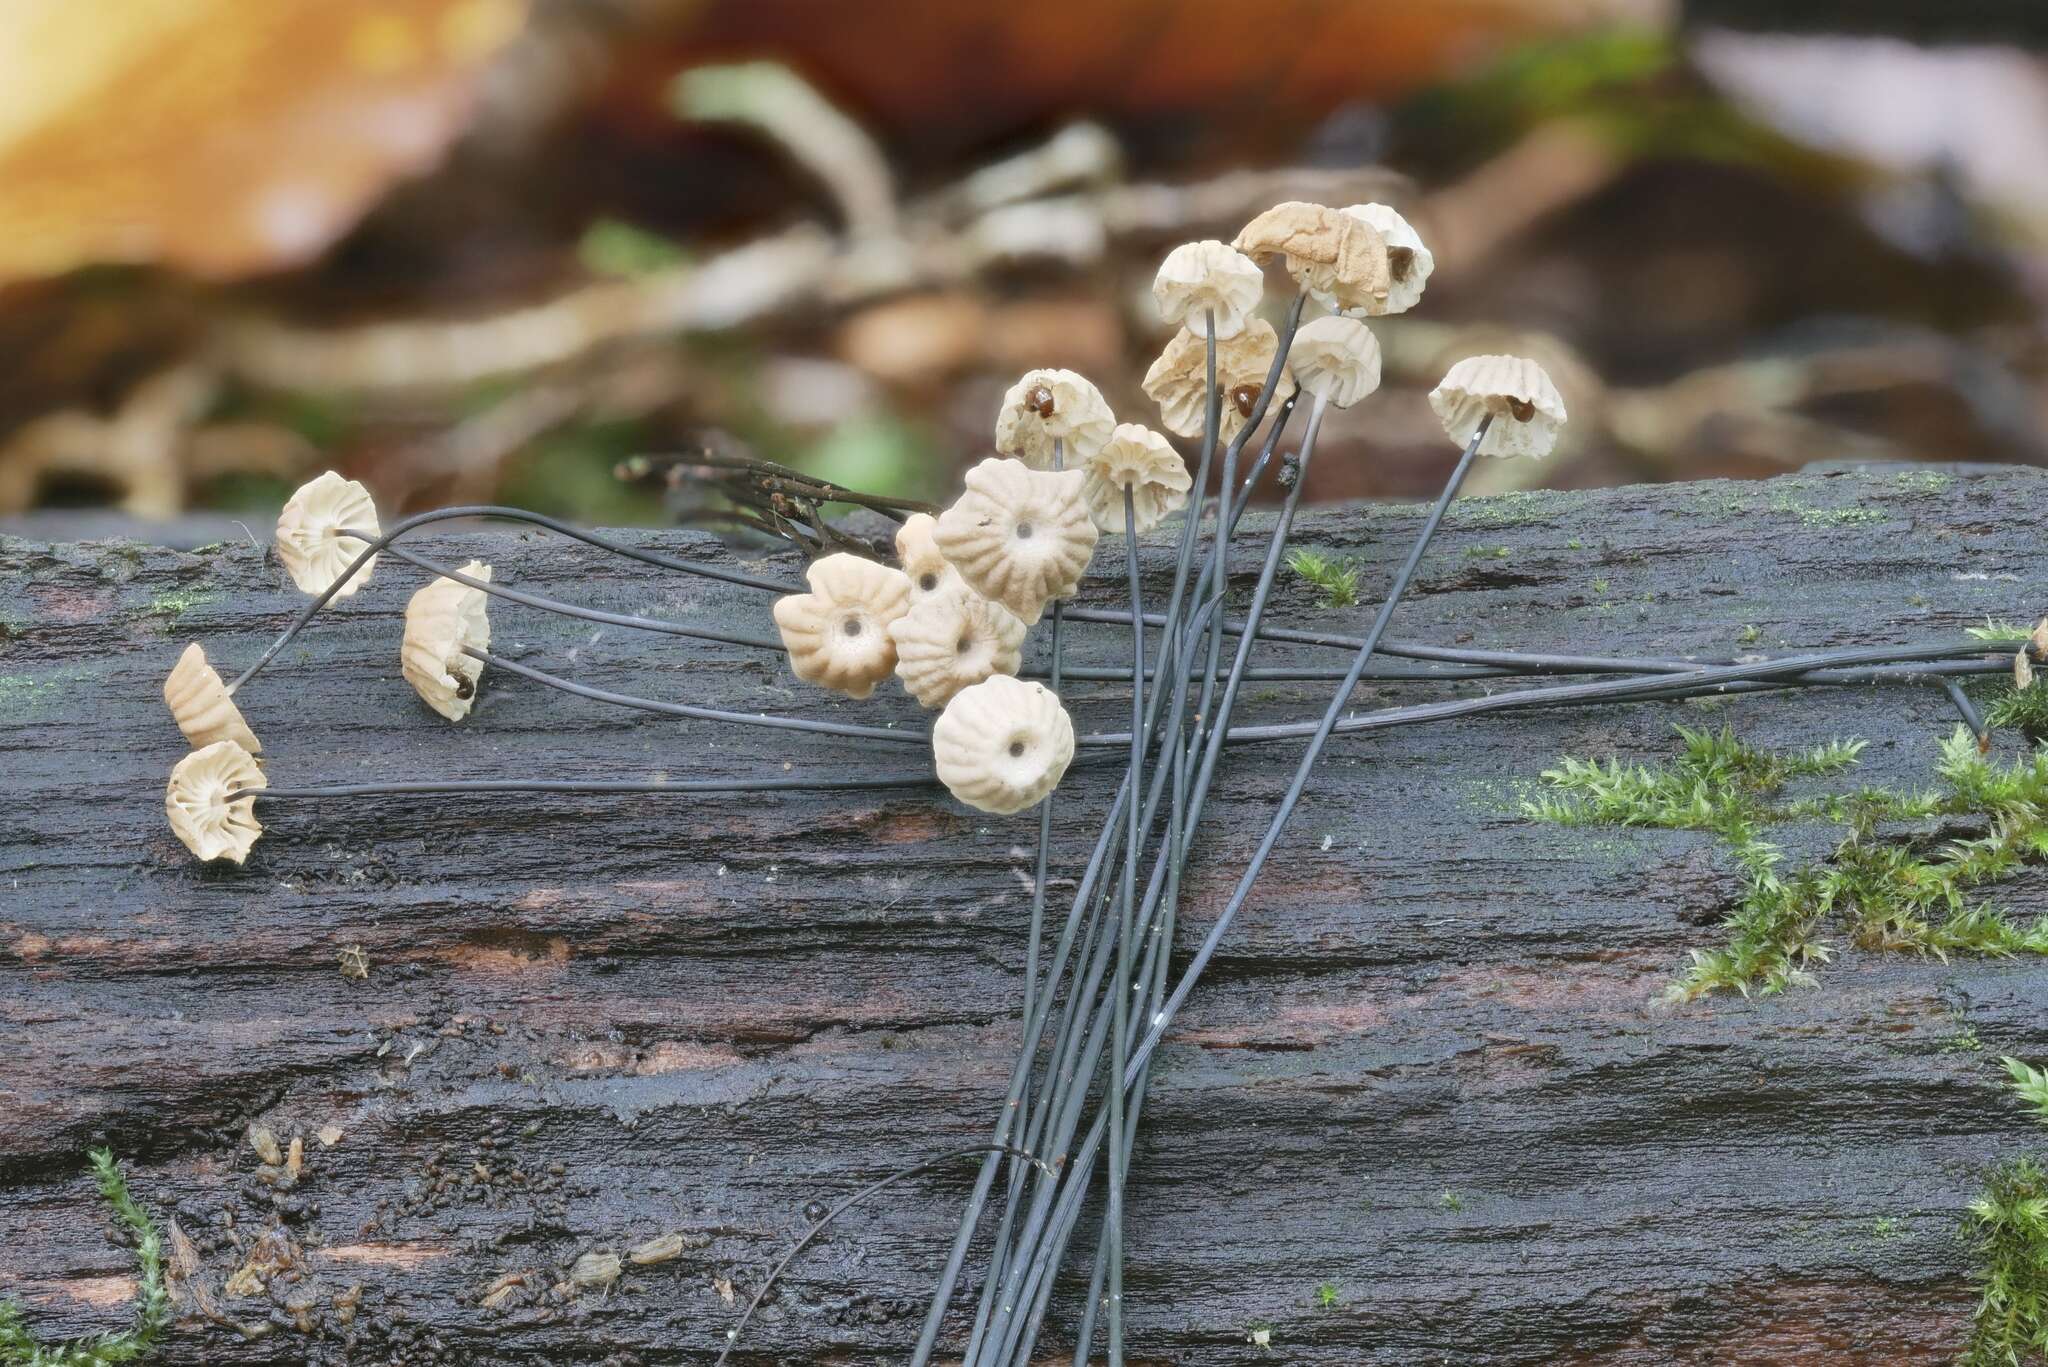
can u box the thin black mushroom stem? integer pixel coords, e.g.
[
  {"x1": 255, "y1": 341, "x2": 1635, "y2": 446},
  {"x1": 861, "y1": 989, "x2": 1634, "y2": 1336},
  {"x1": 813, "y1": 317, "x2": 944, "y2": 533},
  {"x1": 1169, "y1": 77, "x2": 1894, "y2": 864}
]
[
  {"x1": 711, "y1": 1143, "x2": 1054, "y2": 1367},
  {"x1": 226, "y1": 503, "x2": 800, "y2": 694},
  {"x1": 230, "y1": 773, "x2": 942, "y2": 803}
]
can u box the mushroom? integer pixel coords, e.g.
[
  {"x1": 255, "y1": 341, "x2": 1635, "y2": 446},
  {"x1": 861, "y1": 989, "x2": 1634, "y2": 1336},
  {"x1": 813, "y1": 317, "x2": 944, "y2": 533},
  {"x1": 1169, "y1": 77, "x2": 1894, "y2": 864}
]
[
  {"x1": 165, "y1": 740, "x2": 265, "y2": 864},
  {"x1": 993, "y1": 368, "x2": 1116, "y2": 469},
  {"x1": 275, "y1": 471, "x2": 380, "y2": 598},
  {"x1": 163, "y1": 642, "x2": 261, "y2": 753},
  {"x1": 771, "y1": 553, "x2": 914, "y2": 699},
  {"x1": 1152, "y1": 240, "x2": 1264, "y2": 339},
  {"x1": 1141, "y1": 319, "x2": 1296, "y2": 443},
  {"x1": 931, "y1": 676, "x2": 1076, "y2": 814},
  {"x1": 401, "y1": 560, "x2": 493, "y2": 721},
  {"x1": 934, "y1": 457, "x2": 1098, "y2": 625},
  {"x1": 1081, "y1": 423, "x2": 1193, "y2": 535},
  {"x1": 889, "y1": 584, "x2": 1028, "y2": 708},
  {"x1": 1428, "y1": 355, "x2": 1568, "y2": 459},
  {"x1": 1328, "y1": 203, "x2": 1432, "y2": 316},
  {"x1": 1287, "y1": 316, "x2": 1383, "y2": 410},
  {"x1": 895, "y1": 512, "x2": 963, "y2": 601},
  {"x1": 1232, "y1": 200, "x2": 1389, "y2": 312}
]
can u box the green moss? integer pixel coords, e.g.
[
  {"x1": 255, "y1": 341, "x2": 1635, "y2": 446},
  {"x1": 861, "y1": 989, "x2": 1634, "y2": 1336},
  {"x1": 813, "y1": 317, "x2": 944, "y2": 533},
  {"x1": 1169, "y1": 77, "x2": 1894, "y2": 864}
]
[
  {"x1": 1895, "y1": 470, "x2": 1954, "y2": 493},
  {"x1": 1989, "y1": 683, "x2": 2048, "y2": 744},
  {"x1": 1523, "y1": 725, "x2": 2048, "y2": 1001},
  {"x1": 1286, "y1": 548, "x2": 1360, "y2": 610},
  {"x1": 1960, "y1": 1156, "x2": 2048, "y2": 1365},
  {"x1": 1969, "y1": 621, "x2": 2035, "y2": 644},
  {"x1": 1464, "y1": 545, "x2": 1511, "y2": 561},
  {"x1": 143, "y1": 588, "x2": 218, "y2": 628},
  {"x1": 0, "y1": 1149, "x2": 166, "y2": 1366}
]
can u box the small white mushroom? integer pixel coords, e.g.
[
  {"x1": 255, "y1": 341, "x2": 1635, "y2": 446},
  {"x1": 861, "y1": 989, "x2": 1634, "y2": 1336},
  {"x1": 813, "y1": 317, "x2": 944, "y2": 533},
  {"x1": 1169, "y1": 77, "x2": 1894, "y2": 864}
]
[
  {"x1": 1329, "y1": 203, "x2": 1432, "y2": 315},
  {"x1": 932, "y1": 676, "x2": 1076, "y2": 814},
  {"x1": 1081, "y1": 423, "x2": 1193, "y2": 535},
  {"x1": 401, "y1": 560, "x2": 493, "y2": 721},
  {"x1": 275, "y1": 471, "x2": 380, "y2": 599},
  {"x1": 771, "y1": 553, "x2": 913, "y2": 699},
  {"x1": 1428, "y1": 355, "x2": 1568, "y2": 459},
  {"x1": 2016, "y1": 649, "x2": 2035, "y2": 691},
  {"x1": 993, "y1": 368, "x2": 1116, "y2": 470},
  {"x1": 1141, "y1": 319, "x2": 1296, "y2": 444},
  {"x1": 1152, "y1": 240, "x2": 1264, "y2": 339},
  {"x1": 1287, "y1": 316, "x2": 1383, "y2": 410},
  {"x1": 163, "y1": 642, "x2": 261, "y2": 753},
  {"x1": 894, "y1": 512, "x2": 962, "y2": 601},
  {"x1": 889, "y1": 584, "x2": 1027, "y2": 708},
  {"x1": 933, "y1": 457, "x2": 1098, "y2": 625},
  {"x1": 1232, "y1": 200, "x2": 1389, "y2": 312},
  {"x1": 166, "y1": 740, "x2": 266, "y2": 864}
]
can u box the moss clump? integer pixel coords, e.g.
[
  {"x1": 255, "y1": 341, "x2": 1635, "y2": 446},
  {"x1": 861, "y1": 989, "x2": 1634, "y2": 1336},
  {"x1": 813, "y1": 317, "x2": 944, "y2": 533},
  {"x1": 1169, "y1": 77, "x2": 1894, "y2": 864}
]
[
  {"x1": 1285, "y1": 548, "x2": 1360, "y2": 610},
  {"x1": 1524, "y1": 725, "x2": 2048, "y2": 1001},
  {"x1": 0, "y1": 1149, "x2": 167, "y2": 1366},
  {"x1": 1961, "y1": 1154, "x2": 2048, "y2": 1365}
]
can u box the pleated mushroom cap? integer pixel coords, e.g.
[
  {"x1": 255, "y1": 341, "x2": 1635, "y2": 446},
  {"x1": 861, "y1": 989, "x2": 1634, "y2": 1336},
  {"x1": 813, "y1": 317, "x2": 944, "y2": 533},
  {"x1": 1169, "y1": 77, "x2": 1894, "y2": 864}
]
[
  {"x1": 993, "y1": 368, "x2": 1116, "y2": 469},
  {"x1": 1288, "y1": 316, "x2": 1383, "y2": 410},
  {"x1": 401, "y1": 560, "x2": 493, "y2": 721},
  {"x1": 933, "y1": 457, "x2": 1098, "y2": 625},
  {"x1": 1141, "y1": 318, "x2": 1296, "y2": 443},
  {"x1": 275, "y1": 471, "x2": 380, "y2": 598},
  {"x1": 163, "y1": 642, "x2": 260, "y2": 753},
  {"x1": 1081, "y1": 423, "x2": 1192, "y2": 535},
  {"x1": 1332, "y1": 203, "x2": 1433, "y2": 315},
  {"x1": 889, "y1": 584, "x2": 1027, "y2": 708},
  {"x1": 895, "y1": 513, "x2": 963, "y2": 602},
  {"x1": 771, "y1": 553, "x2": 913, "y2": 699},
  {"x1": 931, "y1": 676, "x2": 1075, "y2": 814},
  {"x1": 166, "y1": 740, "x2": 265, "y2": 864},
  {"x1": 1152, "y1": 240, "x2": 1263, "y2": 339},
  {"x1": 1232, "y1": 200, "x2": 1389, "y2": 312},
  {"x1": 1428, "y1": 354, "x2": 1568, "y2": 459}
]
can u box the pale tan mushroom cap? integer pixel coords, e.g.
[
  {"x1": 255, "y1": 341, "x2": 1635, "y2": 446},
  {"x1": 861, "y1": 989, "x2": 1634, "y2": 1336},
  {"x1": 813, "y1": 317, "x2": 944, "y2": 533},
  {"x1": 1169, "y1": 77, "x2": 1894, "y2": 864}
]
[
  {"x1": 164, "y1": 642, "x2": 260, "y2": 753},
  {"x1": 275, "y1": 471, "x2": 380, "y2": 599},
  {"x1": 895, "y1": 513, "x2": 963, "y2": 601},
  {"x1": 1141, "y1": 318, "x2": 1297, "y2": 443},
  {"x1": 1082, "y1": 423, "x2": 1193, "y2": 535},
  {"x1": 2016, "y1": 649, "x2": 2035, "y2": 691},
  {"x1": 993, "y1": 368, "x2": 1116, "y2": 470},
  {"x1": 889, "y1": 584, "x2": 1028, "y2": 708},
  {"x1": 1428, "y1": 354, "x2": 1568, "y2": 459},
  {"x1": 771, "y1": 553, "x2": 913, "y2": 699},
  {"x1": 934, "y1": 457, "x2": 1098, "y2": 625},
  {"x1": 1330, "y1": 203, "x2": 1432, "y2": 316},
  {"x1": 932, "y1": 676, "x2": 1075, "y2": 814},
  {"x1": 1288, "y1": 316, "x2": 1383, "y2": 410},
  {"x1": 166, "y1": 740, "x2": 265, "y2": 864},
  {"x1": 1152, "y1": 240, "x2": 1264, "y2": 339},
  {"x1": 401, "y1": 560, "x2": 493, "y2": 721},
  {"x1": 1232, "y1": 201, "x2": 1389, "y2": 311}
]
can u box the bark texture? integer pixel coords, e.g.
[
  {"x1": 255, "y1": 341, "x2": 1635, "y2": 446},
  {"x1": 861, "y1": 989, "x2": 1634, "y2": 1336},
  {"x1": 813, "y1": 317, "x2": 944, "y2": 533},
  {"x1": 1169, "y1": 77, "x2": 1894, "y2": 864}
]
[{"x1": 2, "y1": 463, "x2": 2046, "y2": 1364}]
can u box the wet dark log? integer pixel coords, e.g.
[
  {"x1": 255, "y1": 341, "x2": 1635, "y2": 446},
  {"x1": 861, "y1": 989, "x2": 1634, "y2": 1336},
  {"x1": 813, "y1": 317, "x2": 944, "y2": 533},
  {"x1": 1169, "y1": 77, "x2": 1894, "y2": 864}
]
[{"x1": 2, "y1": 463, "x2": 2045, "y2": 1365}]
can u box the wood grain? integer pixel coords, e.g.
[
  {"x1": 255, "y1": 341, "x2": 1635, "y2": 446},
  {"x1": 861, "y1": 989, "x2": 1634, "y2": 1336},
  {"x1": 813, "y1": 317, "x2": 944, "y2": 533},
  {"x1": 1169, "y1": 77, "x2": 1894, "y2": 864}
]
[{"x1": 3, "y1": 463, "x2": 2045, "y2": 1364}]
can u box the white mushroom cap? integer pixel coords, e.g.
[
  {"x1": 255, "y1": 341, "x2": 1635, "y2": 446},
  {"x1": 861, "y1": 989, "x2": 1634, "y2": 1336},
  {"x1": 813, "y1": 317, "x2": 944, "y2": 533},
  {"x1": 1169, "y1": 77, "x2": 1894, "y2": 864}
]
[
  {"x1": 1141, "y1": 319, "x2": 1296, "y2": 443},
  {"x1": 401, "y1": 560, "x2": 493, "y2": 721},
  {"x1": 932, "y1": 676, "x2": 1075, "y2": 814},
  {"x1": 1232, "y1": 201, "x2": 1389, "y2": 312},
  {"x1": 994, "y1": 369, "x2": 1116, "y2": 470},
  {"x1": 1082, "y1": 423, "x2": 1193, "y2": 535},
  {"x1": 934, "y1": 457, "x2": 1098, "y2": 625},
  {"x1": 1328, "y1": 204, "x2": 1432, "y2": 316},
  {"x1": 163, "y1": 642, "x2": 260, "y2": 753},
  {"x1": 275, "y1": 471, "x2": 380, "y2": 599},
  {"x1": 1428, "y1": 355, "x2": 1568, "y2": 459},
  {"x1": 2016, "y1": 649, "x2": 2034, "y2": 691},
  {"x1": 1288, "y1": 316, "x2": 1383, "y2": 410},
  {"x1": 771, "y1": 553, "x2": 914, "y2": 699},
  {"x1": 894, "y1": 513, "x2": 963, "y2": 602},
  {"x1": 166, "y1": 740, "x2": 265, "y2": 864},
  {"x1": 889, "y1": 584, "x2": 1028, "y2": 708},
  {"x1": 1152, "y1": 240, "x2": 1264, "y2": 339}
]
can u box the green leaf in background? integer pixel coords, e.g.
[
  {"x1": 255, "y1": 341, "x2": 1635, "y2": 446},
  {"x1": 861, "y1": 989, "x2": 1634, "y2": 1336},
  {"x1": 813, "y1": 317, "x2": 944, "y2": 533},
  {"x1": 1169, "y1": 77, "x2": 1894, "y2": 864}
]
[
  {"x1": 795, "y1": 413, "x2": 947, "y2": 506},
  {"x1": 577, "y1": 219, "x2": 687, "y2": 280}
]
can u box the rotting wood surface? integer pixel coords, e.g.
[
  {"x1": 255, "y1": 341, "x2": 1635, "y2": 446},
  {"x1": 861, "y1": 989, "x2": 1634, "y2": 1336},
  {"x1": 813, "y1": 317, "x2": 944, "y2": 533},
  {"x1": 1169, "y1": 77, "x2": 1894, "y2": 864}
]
[{"x1": 3, "y1": 463, "x2": 2046, "y2": 1364}]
